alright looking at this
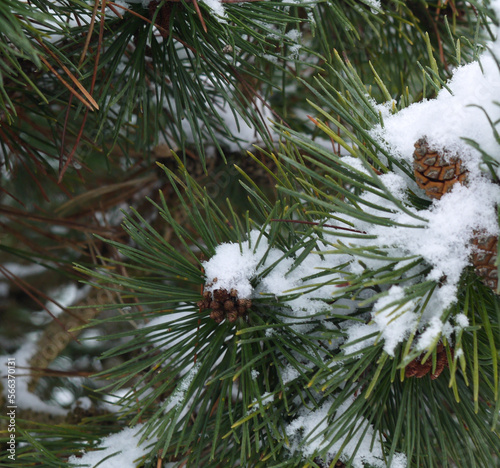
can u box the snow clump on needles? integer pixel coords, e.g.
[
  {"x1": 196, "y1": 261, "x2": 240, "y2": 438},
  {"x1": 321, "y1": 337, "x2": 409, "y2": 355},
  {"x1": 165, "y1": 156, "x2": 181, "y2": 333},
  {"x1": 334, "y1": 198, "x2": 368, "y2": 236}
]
[{"x1": 203, "y1": 5, "x2": 500, "y2": 358}]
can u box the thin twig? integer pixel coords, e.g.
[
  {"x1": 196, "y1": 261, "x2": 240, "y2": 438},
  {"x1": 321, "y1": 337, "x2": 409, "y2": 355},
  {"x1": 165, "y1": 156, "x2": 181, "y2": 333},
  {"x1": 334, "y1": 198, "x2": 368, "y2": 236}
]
[
  {"x1": 192, "y1": 0, "x2": 207, "y2": 33},
  {"x1": 0, "y1": 265, "x2": 82, "y2": 343}
]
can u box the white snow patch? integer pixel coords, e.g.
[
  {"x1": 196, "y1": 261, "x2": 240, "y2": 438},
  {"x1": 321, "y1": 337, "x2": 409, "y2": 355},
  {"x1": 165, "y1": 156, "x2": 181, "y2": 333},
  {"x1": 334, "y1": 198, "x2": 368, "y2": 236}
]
[
  {"x1": 281, "y1": 365, "x2": 300, "y2": 384},
  {"x1": 165, "y1": 362, "x2": 201, "y2": 409},
  {"x1": 454, "y1": 313, "x2": 469, "y2": 328},
  {"x1": 370, "y1": 40, "x2": 500, "y2": 178},
  {"x1": 286, "y1": 395, "x2": 406, "y2": 467},
  {"x1": 202, "y1": 230, "x2": 351, "y2": 319},
  {"x1": 68, "y1": 424, "x2": 153, "y2": 467},
  {"x1": 201, "y1": 0, "x2": 227, "y2": 20}
]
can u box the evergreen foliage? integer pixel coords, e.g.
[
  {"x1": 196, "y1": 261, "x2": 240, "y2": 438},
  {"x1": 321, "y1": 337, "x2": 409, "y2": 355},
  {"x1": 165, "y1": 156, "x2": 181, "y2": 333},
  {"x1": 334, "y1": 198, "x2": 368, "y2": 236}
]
[{"x1": 0, "y1": 1, "x2": 499, "y2": 467}]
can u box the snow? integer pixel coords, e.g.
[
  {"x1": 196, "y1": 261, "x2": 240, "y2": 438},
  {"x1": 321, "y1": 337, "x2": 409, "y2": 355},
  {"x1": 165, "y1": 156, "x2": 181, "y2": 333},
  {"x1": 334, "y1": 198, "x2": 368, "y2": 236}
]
[
  {"x1": 202, "y1": 230, "x2": 351, "y2": 321},
  {"x1": 68, "y1": 424, "x2": 153, "y2": 468},
  {"x1": 343, "y1": 7, "x2": 500, "y2": 351},
  {"x1": 285, "y1": 29, "x2": 302, "y2": 59},
  {"x1": 363, "y1": 0, "x2": 382, "y2": 11},
  {"x1": 335, "y1": 172, "x2": 498, "y2": 354},
  {"x1": 286, "y1": 395, "x2": 406, "y2": 467},
  {"x1": 157, "y1": 74, "x2": 276, "y2": 152},
  {"x1": 166, "y1": 362, "x2": 200, "y2": 408},
  {"x1": 196, "y1": 8, "x2": 500, "y2": 463},
  {"x1": 44, "y1": 283, "x2": 90, "y2": 318},
  {"x1": 370, "y1": 287, "x2": 418, "y2": 356},
  {"x1": 203, "y1": 232, "x2": 265, "y2": 298},
  {"x1": 249, "y1": 392, "x2": 274, "y2": 412},
  {"x1": 1, "y1": 262, "x2": 47, "y2": 278},
  {"x1": 370, "y1": 51, "x2": 500, "y2": 178},
  {"x1": 415, "y1": 316, "x2": 445, "y2": 350},
  {"x1": 102, "y1": 388, "x2": 134, "y2": 413},
  {"x1": 361, "y1": 174, "x2": 499, "y2": 310},
  {"x1": 52, "y1": 387, "x2": 75, "y2": 406},
  {"x1": 454, "y1": 313, "x2": 469, "y2": 328},
  {"x1": 74, "y1": 396, "x2": 92, "y2": 411},
  {"x1": 200, "y1": 0, "x2": 227, "y2": 22},
  {"x1": 281, "y1": 365, "x2": 300, "y2": 384}
]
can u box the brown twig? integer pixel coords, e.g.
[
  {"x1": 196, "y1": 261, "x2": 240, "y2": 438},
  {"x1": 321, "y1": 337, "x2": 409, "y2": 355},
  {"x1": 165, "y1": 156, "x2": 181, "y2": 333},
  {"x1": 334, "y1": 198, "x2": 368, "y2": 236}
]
[
  {"x1": 192, "y1": 0, "x2": 207, "y2": 33},
  {"x1": 37, "y1": 52, "x2": 98, "y2": 110},
  {"x1": 0, "y1": 205, "x2": 120, "y2": 235}
]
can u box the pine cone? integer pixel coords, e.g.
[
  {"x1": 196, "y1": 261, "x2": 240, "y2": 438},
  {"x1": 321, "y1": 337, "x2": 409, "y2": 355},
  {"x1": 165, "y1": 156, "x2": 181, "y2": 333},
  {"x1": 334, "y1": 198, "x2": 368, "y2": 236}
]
[
  {"x1": 405, "y1": 343, "x2": 449, "y2": 380},
  {"x1": 226, "y1": 311, "x2": 238, "y2": 322},
  {"x1": 210, "y1": 300, "x2": 221, "y2": 310},
  {"x1": 199, "y1": 286, "x2": 252, "y2": 323},
  {"x1": 471, "y1": 234, "x2": 498, "y2": 292},
  {"x1": 213, "y1": 288, "x2": 230, "y2": 302},
  {"x1": 210, "y1": 309, "x2": 225, "y2": 324},
  {"x1": 413, "y1": 138, "x2": 467, "y2": 199}
]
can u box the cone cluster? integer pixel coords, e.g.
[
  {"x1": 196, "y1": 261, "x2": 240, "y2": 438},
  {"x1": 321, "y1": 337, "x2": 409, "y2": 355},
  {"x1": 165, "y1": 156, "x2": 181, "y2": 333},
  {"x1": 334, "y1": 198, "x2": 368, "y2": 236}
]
[
  {"x1": 413, "y1": 138, "x2": 467, "y2": 200},
  {"x1": 405, "y1": 343, "x2": 449, "y2": 380},
  {"x1": 413, "y1": 137, "x2": 498, "y2": 293},
  {"x1": 198, "y1": 282, "x2": 252, "y2": 323}
]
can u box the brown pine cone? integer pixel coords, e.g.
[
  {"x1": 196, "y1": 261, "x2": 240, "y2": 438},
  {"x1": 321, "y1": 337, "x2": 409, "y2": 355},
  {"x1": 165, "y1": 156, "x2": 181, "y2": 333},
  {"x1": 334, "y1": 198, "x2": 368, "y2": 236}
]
[
  {"x1": 226, "y1": 311, "x2": 238, "y2": 323},
  {"x1": 213, "y1": 288, "x2": 230, "y2": 302},
  {"x1": 413, "y1": 138, "x2": 467, "y2": 199},
  {"x1": 471, "y1": 233, "x2": 498, "y2": 292},
  {"x1": 405, "y1": 357, "x2": 432, "y2": 378},
  {"x1": 210, "y1": 309, "x2": 225, "y2": 324},
  {"x1": 405, "y1": 343, "x2": 450, "y2": 380},
  {"x1": 210, "y1": 301, "x2": 221, "y2": 310},
  {"x1": 237, "y1": 298, "x2": 252, "y2": 308}
]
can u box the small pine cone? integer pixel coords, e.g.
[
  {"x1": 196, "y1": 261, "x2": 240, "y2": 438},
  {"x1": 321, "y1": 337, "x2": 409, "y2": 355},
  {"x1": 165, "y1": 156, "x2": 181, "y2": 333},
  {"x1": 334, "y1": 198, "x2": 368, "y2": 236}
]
[
  {"x1": 226, "y1": 311, "x2": 238, "y2": 322},
  {"x1": 203, "y1": 290, "x2": 212, "y2": 300},
  {"x1": 237, "y1": 298, "x2": 252, "y2": 309},
  {"x1": 405, "y1": 357, "x2": 432, "y2": 378},
  {"x1": 213, "y1": 288, "x2": 230, "y2": 302},
  {"x1": 405, "y1": 343, "x2": 450, "y2": 379},
  {"x1": 224, "y1": 300, "x2": 235, "y2": 311},
  {"x1": 229, "y1": 288, "x2": 238, "y2": 298},
  {"x1": 430, "y1": 354, "x2": 447, "y2": 380},
  {"x1": 210, "y1": 300, "x2": 221, "y2": 310},
  {"x1": 210, "y1": 310, "x2": 225, "y2": 323},
  {"x1": 197, "y1": 294, "x2": 212, "y2": 309},
  {"x1": 404, "y1": 360, "x2": 419, "y2": 378},
  {"x1": 471, "y1": 233, "x2": 498, "y2": 292},
  {"x1": 237, "y1": 305, "x2": 247, "y2": 316},
  {"x1": 413, "y1": 138, "x2": 467, "y2": 199}
]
